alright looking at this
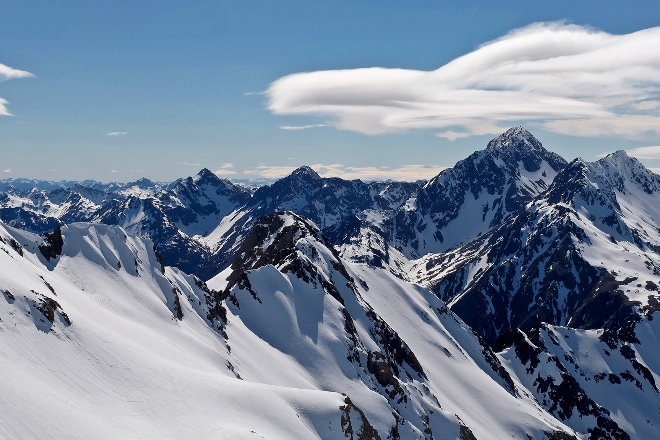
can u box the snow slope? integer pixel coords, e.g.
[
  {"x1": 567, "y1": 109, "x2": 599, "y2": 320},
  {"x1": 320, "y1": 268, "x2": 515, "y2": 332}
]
[
  {"x1": 498, "y1": 318, "x2": 660, "y2": 439},
  {"x1": 0, "y1": 216, "x2": 578, "y2": 439},
  {"x1": 209, "y1": 212, "x2": 576, "y2": 439},
  {"x1": 0, "y1": 222, "x2": 370, "y2": 440}
]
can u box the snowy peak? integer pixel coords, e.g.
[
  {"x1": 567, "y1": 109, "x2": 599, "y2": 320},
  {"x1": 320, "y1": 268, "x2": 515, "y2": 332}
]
[
  {"x1": 486, "y1": 126, "x2": 542, "y2": 151},
  {"x1": 193, "y1": 168, "x2": 223, "y2": 186},
  {"x1": 254, "y1": 166, "x2": 322, "y2": 200},
  {"x1": 547, "y1": 149, "x2": 660, "y2": 207},
  {"x1": 481, "y1": 126, "x2": 567, "y2": 174},
  {"x1": 393, "y1": 127, "x2": 567, "y2": 256},
  {"x1": 546, "y1": 152, "x2": 660, "y2": 237},
  {"x1": 124, "y1": 177, "x2": 157, "y2": 190},
  {"x1": 176, "y1": 168, "x2": 249, "y2": 201},
  {"x1": 224, "y1": 212, "x2": 351, "y2": 305},
  {"x1": 591, "y1": 150, "x2": 660, "y2": 195},
  {"x1": 416, "y1": 146, "x2": 660, "y2": 345},
  {"x1": 231, "y1": 211, "x2": 328, "y2": 267},
  {"x1": 289, "y1": 165, "x2": 321, "y2": 180},
  {"x1": 544, "y1": 158, "x2": 590, "y2": 205}
]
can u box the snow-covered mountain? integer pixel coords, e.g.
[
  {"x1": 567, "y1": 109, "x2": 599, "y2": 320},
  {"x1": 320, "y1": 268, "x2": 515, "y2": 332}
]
[
  {"x1": 2, "y1": 127, "x2": 660, "y2": 439},
  {"x1": 0, "y1": 215, "x2": 579, "y2": 439},
  {"x1": 411, "y1": 150, "x2": 660, "y2": 343},
  {"x1": 401, "y1": 145, "x2": 660, "y2": 437}
]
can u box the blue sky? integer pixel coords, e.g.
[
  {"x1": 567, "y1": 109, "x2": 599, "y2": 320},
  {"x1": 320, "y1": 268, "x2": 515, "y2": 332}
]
[{"x1": 1, "y1": 0, "x2": 659, "y2": 182}]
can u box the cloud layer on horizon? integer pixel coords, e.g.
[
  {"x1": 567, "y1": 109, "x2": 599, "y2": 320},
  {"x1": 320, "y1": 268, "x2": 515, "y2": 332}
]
[
  {"x1": 267, "y1": 22, "x2": 660, "y2": 140},
  {"x1": 243, "y1": 163, "x2": 445, "y2": 181}
]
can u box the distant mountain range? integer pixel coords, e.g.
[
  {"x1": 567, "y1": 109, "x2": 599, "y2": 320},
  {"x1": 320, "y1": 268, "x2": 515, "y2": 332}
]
[{"x1": 1, "y1": 127, "x2": 658, "y2": 439}]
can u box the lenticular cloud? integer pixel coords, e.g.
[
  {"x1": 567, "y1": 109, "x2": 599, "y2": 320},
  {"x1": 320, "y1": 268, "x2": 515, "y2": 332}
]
[{"x1": 266, "y1": 22, "x2": 660, "y2": 139}]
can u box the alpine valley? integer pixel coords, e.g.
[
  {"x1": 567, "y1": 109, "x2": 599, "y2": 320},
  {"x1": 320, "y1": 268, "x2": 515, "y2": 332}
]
[{"x1": 1, "y1": 127, "x2": 658, "y2": 439}]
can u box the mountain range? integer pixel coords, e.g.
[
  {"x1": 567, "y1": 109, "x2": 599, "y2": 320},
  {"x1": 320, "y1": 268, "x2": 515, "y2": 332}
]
[{"x1": 1, "y1": 127, "x2": 658, "y2": 439}]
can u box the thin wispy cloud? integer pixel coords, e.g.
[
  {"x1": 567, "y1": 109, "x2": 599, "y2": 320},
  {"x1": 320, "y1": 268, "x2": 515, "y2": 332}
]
[
  {"x1": 313, "y1": 164, "x2": 445, "y2": 181},
  {"x1": 0, "y1": 98, "x2": 12, "y2": 117},
  {"x1": 245, "y1": 163, "x2": 445, "y2": 181},
  {"x1": 625, "y1": 146, "x2": 660, "y2": 159},
  {"x1": 106, "y1": 131, "x2": 127, "y2": 136},
  {"x1": 280, "y1": 123, "x2": 328, "y2": 131},
  {"x1": 2, "y1": 168, "x2": 12, "y2": 174},
  {"x1": 267, "y1": 22, "x2": 660, "y2": 140},
  {"x1": 214, "y1": 162, "x2": 237, "y2": 176},
  {"x1": 178, "y1": 161, "x2": 202, "y2": 166},
  {"x1": 244, "y1": 165, "x2": 298, "y2": 179},
  {"x1": 0, "y1": 63, "x2": 34, "y2": 116}
]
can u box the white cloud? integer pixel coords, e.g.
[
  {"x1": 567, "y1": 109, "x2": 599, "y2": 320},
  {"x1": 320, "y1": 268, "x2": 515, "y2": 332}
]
[
  {"x1": 2, "y1": 168, "x2": 11, "y2": 174},
  {"x1": 625, "y1": 146, "x2": 660, "y2": 159},
  {"x1": 650, "y1": 168, "x2": 660, "y2": 174},
  {"x1": 245, "y1": 163, "x2": 445, "y2": 181},
  {"x1": 315, "y1": 164, "x2": 445, "y2": 181},
  {"x1": 106, "y1": 131, "x2": 127, "y2": 136},
  {"x1": 178, "y1": 161, "x2": 202, "y2": 166},
  {"x1": 266, "y1": 22, "x2": 660, "y2": 139},
  {"x1": 0, "y1": 63, "x2": 34, "y2": 116},
  {"x1": 244, "y1": 165, "x2": 298, "y2": 179},
  {"x1": 630, "y1": 101, "x2": 660, "y2": 111},
  {"x1": 280, "y1": 123, "x2": 328, "y2": 131},
  {"x1": 214, "y1": 162, "x2": 237, "y2": 176},
  {"x1": 0, "y1": 98, "x2": 12, "y2": 116},
  {"x1": 0, "y1": 63, "x2": 33, "y2": 81}
]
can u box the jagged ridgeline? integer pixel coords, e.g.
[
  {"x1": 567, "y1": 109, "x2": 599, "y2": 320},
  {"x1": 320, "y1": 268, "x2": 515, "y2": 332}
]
[{"x1": 1, "y1": 127, "x2": 659, "y2": 439}]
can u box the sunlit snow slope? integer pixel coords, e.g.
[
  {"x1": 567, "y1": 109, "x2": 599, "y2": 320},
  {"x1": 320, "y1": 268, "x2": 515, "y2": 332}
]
[
  {"x1": 0, "y1": 218, "x2": 576, "y2": 439},
  {"x1": 0, "y1": 222, "x2": 374, "y2": 440}
]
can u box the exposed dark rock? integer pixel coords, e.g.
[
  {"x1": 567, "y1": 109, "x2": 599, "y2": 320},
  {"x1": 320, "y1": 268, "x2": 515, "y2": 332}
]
[
  {"x1": 170, "y1": 286, "x2": 184, "y2": 320},
  {"x1": 365, "y1": 309, "x2": 426, "y2": 381},
  {"x1": 367, "y1": 351, "x2": 405, "y2": 401},
  {"x1": 340, "y1": 396, "x2": 381, "y2": 440},
  {"x1": 8, "y1": 237, "x2": 23, "y2": 256},
  {"x1": 2, "y1": 290, "x2": 15, "y2": 302},
  {"x1": 39, "y1": 226, "x2": 64, "y2": 261},
  {"x1": 545, "y1": 431, "x2": 578, "y2": 440},
  {"x1": 458, "y1": 423, "x2": 477, "y2": 440},
  {"x1": 153, "y1": 245, "x2": 166, "y2": 274},
  {"x1": 32, "y1": 292, "x2": 71, "y2": 327}
]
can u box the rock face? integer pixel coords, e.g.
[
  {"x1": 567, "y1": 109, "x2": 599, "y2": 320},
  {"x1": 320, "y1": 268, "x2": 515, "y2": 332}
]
[{"x1": 390, "y1": 127, "x2": 567, "y2": 257}]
